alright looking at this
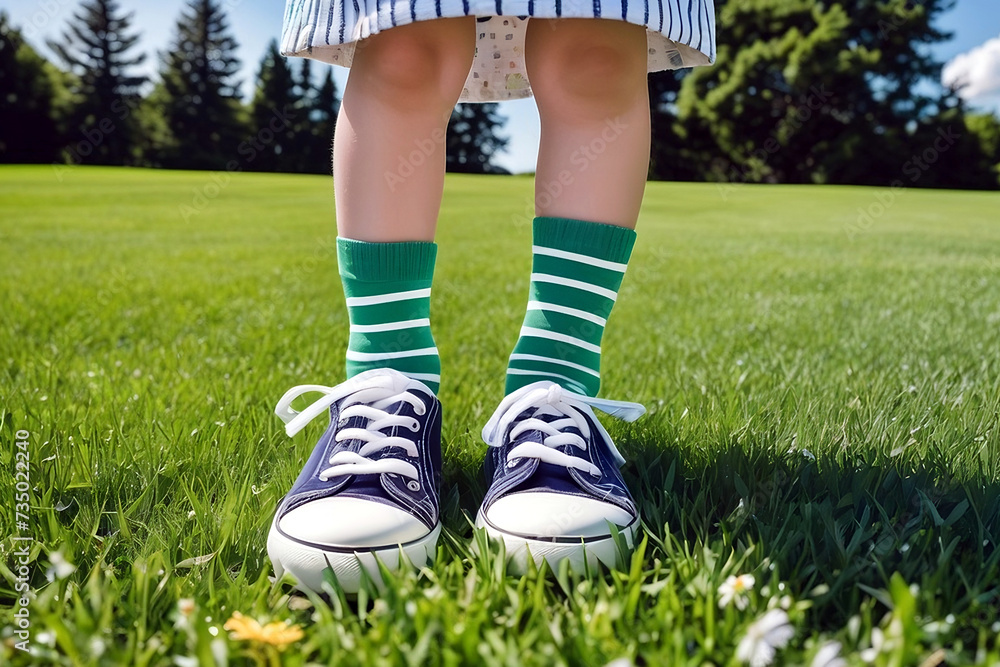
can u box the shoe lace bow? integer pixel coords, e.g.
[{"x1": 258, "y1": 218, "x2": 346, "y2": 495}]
[
  {"x1": 481, "y1": 382, "x2": 646, "y2": 477},
  {"x1": 274, "y1": 374, "x2": 426, "y2": 482}
]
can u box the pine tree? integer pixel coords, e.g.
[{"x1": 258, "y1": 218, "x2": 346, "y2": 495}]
[
  {"x1": 650, "y1": 0, "x2": 996, "y2": 188},
  {"x1": 446, "y1": 103, "x2": 509, "y2": 174},
  {"x1": 309, "y1": 69, "x2": 340, "y2": 172},
  {"x1": 249, "y1": 39, "x2": 298, "y2": 172},
  {"x1": 291, "y1": 55, "x2": 315, "y2": 172},
  {"x1": 46, "y1": 0, "x2": 146, "y2": 165},
  {"x1": 297, "y1": 57, "x2": 312, "y2": 105},
  {"x1": 159, "y1": 0, "x2": 244, "y2": 170},
  {"x1": 0, "y1": 13, "x2": 65, "y2": 162},
  {"x1": 646, "y1": 69, "x2": 688, "y2": 180}
]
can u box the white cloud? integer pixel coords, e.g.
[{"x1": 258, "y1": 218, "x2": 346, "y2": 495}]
[{"x1": 943, "y1": 35, "x2": 1000, "y2": 101}]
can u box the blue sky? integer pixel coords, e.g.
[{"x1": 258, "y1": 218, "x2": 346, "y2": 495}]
[{"x1": 6, "y1": 0, "x2": 1000, "y2": 173}]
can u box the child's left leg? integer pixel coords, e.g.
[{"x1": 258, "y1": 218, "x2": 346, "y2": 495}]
[
  {"x1": 526, "y1": 19, "x2": 650, "y2": 228},
  {"x1": 506, "y1": 20, "x2": 649, "y2": 397},
  {"x1": 477, "y1": 20, "x2": 651, "y2": 572}
]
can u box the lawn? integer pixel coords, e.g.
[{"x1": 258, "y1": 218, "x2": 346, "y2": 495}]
[{"x1": 1, "y1": 164, "x2": 999, "y2": 666}]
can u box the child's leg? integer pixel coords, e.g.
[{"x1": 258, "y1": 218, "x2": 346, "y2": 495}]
[
  {"x1": 334, "y1": 17, "x2": 475, "y2": 241},
  {"x1": 333, "y1": 19, "x2": 475, "y2": 392},
  {"x1": 267, "y1": 20, "x2": 475, "y2": 594},
  {"x1": 505, "y1": 19, "x2": 649, "y2": 396},
  {"x1": 475, "y1": 21, "x2": 650, "y2": 574},
  {"x1": 526, "y1": 19, "x2": 650, "y2": 228}
]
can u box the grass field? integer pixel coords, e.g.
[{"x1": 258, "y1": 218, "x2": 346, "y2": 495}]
[{"x1": 1, "y1": 164, "x2": 999, "y2": 666}]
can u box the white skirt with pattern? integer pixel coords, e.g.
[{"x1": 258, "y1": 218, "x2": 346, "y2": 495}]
[{"x1": 281, "y1": 0, "x2": 715, "y2": 102}]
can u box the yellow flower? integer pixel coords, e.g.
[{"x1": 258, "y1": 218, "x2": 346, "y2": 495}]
[
  {"x1": 718, "y1": 574, "x2": 756, "y2": 610},
  {"x1": 223, "y1": 611, "x2": 303, "y2": 648}
]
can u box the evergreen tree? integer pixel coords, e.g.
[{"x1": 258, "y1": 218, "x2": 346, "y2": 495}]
[
  {"x1": 297, "y1": 57, "x2": 312, "y2": 104},
  {"x1": 249, "y1": 39, "x2": 298, "y2": 172},
  {"x1": 651, "y1": 0, "x2": 996, "y2": 189},
  {"x1": 0, "y1": 14, "x2": 65, "y2": 163},
  {"x1": 46, "y1": 0, "x2": 146, "y2": 165},
  {"x1": 964, "y1": 112, "x2": 1000, "y2": 183},
  {"x1": 292, "y1": 57, "x2": 318, "y2": 172},
  {"x1": 646, "y1": 69, "x2": 686, "y2": 180},
  {"x1": 159, "y1": 0, "x2": 244, "y2": 170},
  {"x1": 309, "y1": 69, "x2": 340, "y2": 172},
  {"x1": 446, "y1": 103, "x2": 509, "y2": 174}
]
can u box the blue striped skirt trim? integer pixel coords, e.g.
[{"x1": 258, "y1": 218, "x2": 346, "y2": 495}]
[{"x1": 281, "y1": 0, "x2": 715, "y2": 102}]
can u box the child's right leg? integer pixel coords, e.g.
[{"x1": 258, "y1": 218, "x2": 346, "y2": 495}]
[{"x1": 268, "y1": 19, "x2": 475, "y2": 593}]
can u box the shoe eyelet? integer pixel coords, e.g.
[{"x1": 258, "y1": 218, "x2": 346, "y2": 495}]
[
  {"x1": 414, "y1": 404, "x2": 426, "y2": 416},
  {"x1": 407, "y1": 480, "x2": 420, "y2": 492},
  {"x1": 408, "y1": 419, "x2": 420, "y2": 432},
  {"x1": 506, "y1": 459, "x2": 518, "y2": 469}
]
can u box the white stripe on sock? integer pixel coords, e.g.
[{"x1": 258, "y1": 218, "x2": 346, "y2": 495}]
[
  {"x1": 349, "y1": 318, "x2": 431, "y2": 333},
  {"x1": 532, "y1": 245, "x2": 628, "y2": 273},
  {"x1": 530, "y1": 273, "x2": 618, "y2": 301},
  {"x1": 505, "y1": 368, "x2": 589, "y2": 393},
  {"x1": 345, "y1": 288, "x2": 431, "y2": 307},
  {"x1": 346, "y1": 346, "x2": 439, "y2": 362},
  {"x1": 527, "y1": 301, "x2": 608, "y2": 327},
  {"x1": 519, "y1": 326, "x2": 602, "y2": 354},
  {"x1": 508, "y1": 353, "x2": 601, "y2": 378}
]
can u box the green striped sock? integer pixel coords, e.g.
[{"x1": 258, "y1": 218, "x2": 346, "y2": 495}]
[
  {"x1": 505, "y1": 217, "x2": 637, "y2": 397},
  {"x1": 338, "y1": 238, "x2": 441, "y2": 393}
]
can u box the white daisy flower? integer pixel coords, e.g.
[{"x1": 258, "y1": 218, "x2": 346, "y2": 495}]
[
  {"x1": 860, "y1": 627, "x2": 886, "y2": 662},
  {"x1": 736, "y1": 609, "x2": 795, "y2": 667},
  {"x1": 177, "y1": 598, "x2": 196, "y2": 617},
  {"x1": 719, "y1": 574, "x2": 756, "y2": 610},
  {"x1": 603, "y1": 659, "x2": 635, "y2": 667},
  {"x1": 46, "y1": 550, "x2": 76, "y2": 581},
  {"x1": 810, "y1": 641, "x2": 847, "y2": 667}
]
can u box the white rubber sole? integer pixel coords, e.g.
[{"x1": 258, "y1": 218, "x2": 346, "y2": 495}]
[
  {"x1": 267, "y1": 517, "x2": 441, "y2": 594},
  {"x1": 474, "y1": 509, "x2": 637, "y2": 575}
]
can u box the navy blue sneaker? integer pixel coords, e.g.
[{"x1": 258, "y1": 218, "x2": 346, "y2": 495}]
[
  {"x1": 476, "y1": 382, "x2": 645, "y2": 573},
  {"x1": 267, "y1": 368, "x2": 442, "y2": 593}
]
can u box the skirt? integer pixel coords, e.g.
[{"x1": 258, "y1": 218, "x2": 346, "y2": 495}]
[{"x1": 280, "y1": 0, "x2": 716, "y2": 102}]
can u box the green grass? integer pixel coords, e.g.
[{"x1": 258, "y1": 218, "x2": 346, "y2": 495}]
[{"x1": 1, "y1": 164, "x2": 999, "y2": 666}]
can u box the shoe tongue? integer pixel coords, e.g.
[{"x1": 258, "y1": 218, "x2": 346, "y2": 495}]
[{"x1": 518, "y1": 462, "x2": 584, "y2": 494}]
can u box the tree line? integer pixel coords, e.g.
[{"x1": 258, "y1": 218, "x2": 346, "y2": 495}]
[
  {"x1": 648, "y1": 0, "x2": 1000, "y2": 189},
  {"x1": 2, "y1": 0, "x2": 998, "y2": 188},
  {"x1": 0, "y1": 0, "x2": 508, "y2": 175}
]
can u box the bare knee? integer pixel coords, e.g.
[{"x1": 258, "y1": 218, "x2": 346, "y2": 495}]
[
  {"x1": 526, "y1": 20, "x2": 647, "y2": 119},
  {"x1": 351, "y1": 19, "x2": 475, "y2": 111}
]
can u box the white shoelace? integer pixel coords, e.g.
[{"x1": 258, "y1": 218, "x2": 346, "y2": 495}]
[
  {"x1": 274, "y1": 373, "x2": 427, "y2": 481},
  {"x1": 481, "y1": 382, "x2": 646, "y2": 476}
]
